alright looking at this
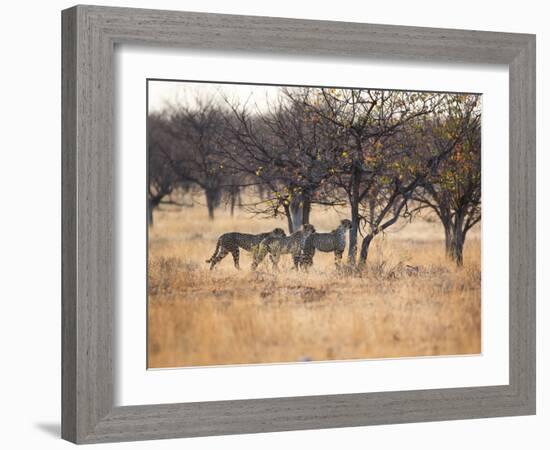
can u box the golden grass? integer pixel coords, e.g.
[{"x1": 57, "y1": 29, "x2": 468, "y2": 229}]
[{"x1": 148, "y1": 202, "x2": 481, "y2": 368}]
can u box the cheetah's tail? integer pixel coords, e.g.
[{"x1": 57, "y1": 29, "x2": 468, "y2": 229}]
[{"x1": 205, "y1": 239, "x2": 221, "y2": 263}]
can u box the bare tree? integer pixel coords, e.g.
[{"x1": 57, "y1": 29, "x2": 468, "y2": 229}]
[
  {"x1": 355, "y1": 122, "x2": 460, "y2": 265},
  {"x1": 221, "y1": 89, "x2": 343, "y2": 233},
  {"x1": 298, "y1": 88, "x2": 445, "y2": 264},
  {"x1": 147, "y1": 113, "x2": 180, "y2": 226},
  {"x1": 412, "y1": 95, "x2": 481, "y2": 265},
  {"x1": 163, "y1": 97, "x2": 228, "y2": 220}
]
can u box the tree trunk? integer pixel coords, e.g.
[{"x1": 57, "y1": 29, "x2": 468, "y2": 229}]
[
  {"x1": 207, "y1": 202, "x2": 215, "y2": 220},
  {"x1": 230, "y1": 188, "x2": 237, "y2": 217},
  {"x1": 283, "y1": 204, "x2": 294, "y2": 234},
  {"x1": 452, "y1": 211, "x2": 465, "y2": 266},
  {"x1": 147, "y1": 198, "x2": 154, "y2": 227},
  {"x1": 358, "y1": 234, "x2": 374, "y2": 266},
  {"x1": 230, "y1": 196, "x2": 236, "y2": 217},
  {"x1": 148, "y1": 196, "x2": 161, "y2": 227},
  {"x1": 453, "y1": 230, "x2": 464, "y2": 266},
  {"x1": 347, "y1": 164, "x2": 361, "y2": 265},
  {"x1": 289, "y1": 197, "x2": 303, "y2": 232},
  {"x1": 348, "y1": 201, "x2": 359, "y2": 265},
  {"x1": 205, "y1": 188, "x2": 220, "y2": 220},
  {"x1": 443, "y1": 220, "x2": 454, "y2": 257},
  {"x1": 302, "y1": 197, "x2": 311, "y2": 225}
]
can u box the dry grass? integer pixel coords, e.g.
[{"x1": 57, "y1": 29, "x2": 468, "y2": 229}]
[{"x1": 148, "y1": 202, "x2": 481, "y2": 368}]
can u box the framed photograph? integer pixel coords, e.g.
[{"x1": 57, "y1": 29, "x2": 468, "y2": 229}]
[{"x1": 62, "y1": 5, "x2": 536, "y2": 444}]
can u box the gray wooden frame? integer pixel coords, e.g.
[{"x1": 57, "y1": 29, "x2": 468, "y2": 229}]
[{"x1": 61, "y1": 4, "x2": 536, "y2": 444}]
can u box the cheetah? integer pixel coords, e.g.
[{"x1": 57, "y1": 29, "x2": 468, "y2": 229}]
[
  {"x1": 252, "y1": 224, "x2": 316, "y2": 271},
  {"x1": 206, "y1": 228, "x2": 286, "y2": 270},
  {"x1": 301, "y1": 219, "x2": 352, "y2": 269}
]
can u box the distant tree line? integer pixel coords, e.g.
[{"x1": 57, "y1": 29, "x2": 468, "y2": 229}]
[{"x1": 148, "y1": 87, "x2": 480, "y2": 266}]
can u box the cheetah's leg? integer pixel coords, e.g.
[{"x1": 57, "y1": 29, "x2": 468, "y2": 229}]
[
  {"x1": 334, "y1": 250, "x2": 343, "y2": 268},
  {"x1": 210, "y1": 247, "x2": 228, "y2": 270},
  {"x1": 231, "y1": 248, "x2": 240, "y2": 269},
  {"x1": 292, "y1": 253, "x2": 301, "y2": 270},
  {"x1": 270, "y1": 252, "x2": 280, "y2": 271},
  {"x1": 251, "y1": 244, "x2": 267, "y2": 270},
  {"x1": 301, "y1": 247, "x2": 315, "y2": 270}
]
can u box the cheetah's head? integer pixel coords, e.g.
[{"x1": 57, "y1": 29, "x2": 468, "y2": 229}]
[
  {"x1": 271, "y1": 228, "x2": 286, "y2": 237},
  {"x1": 340, "y1": 219, "x2": 352, "y2": 230},
  {"x1": 302, "y1": 224, "x2": 316, "y2": 236}
]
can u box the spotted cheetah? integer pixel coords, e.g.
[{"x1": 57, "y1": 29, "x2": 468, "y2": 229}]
[
  {"x1": 206, "y1": 228, "x2": 286, "y2": 270},
  {"x1": 301, "y1": 219, "x2": 352, "y2": 269},
  {"x1": 253, "y1": 224, "x2": 316, "y2": 270}
]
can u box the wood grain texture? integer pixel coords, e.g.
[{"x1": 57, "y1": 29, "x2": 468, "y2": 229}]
[
  {"x1": 61, "y1": 7, "x2": 77, "y2": 443},
  {"x1": 62, "y1": 5, "x2": 114, "y2": 442},
  {"x1": 61, "y1": 4, "x2": 536, "y2": 444},
  {"x1": 508, "y1": 37, "x2": 536, "y2": 408}
]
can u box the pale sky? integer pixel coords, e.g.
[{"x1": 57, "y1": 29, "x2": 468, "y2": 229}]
[
  {"x1": 147, "y1": 79, "x2": 479, "y2": 116},
  {"x1": 147, "y1": 80, "x2": 284, "y2": 114}
]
